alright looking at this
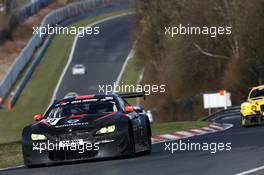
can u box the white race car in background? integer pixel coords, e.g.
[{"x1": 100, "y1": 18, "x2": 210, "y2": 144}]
[{"x1": 72, "y1": 64, "x2": 86, "y2": 75}]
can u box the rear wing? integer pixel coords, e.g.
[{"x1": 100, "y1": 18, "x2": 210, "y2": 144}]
[{"x1": 118, "y1": 92, "x2": 146, "y2": 100}]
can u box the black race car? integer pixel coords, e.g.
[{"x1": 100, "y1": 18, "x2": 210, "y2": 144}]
[{"x1": 22, "y1": 93, "x2": 151, "y2": 167}]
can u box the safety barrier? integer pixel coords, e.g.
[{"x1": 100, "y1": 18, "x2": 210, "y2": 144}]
[
  {"x1": 0, "y1": 0, "x2": 55, "y2": 106},
  {"x1": 3, "y1": 0, "x2": 127, "y2": 109},
  {"x1": 201, "y1": 106, "x2": 240, "y2": 121}
]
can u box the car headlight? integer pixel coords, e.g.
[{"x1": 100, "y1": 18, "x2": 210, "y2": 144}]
[
  {"x1": 96, "y1": 125, "x2": 115, "y2": 135},
  {"x1": 31, "y1": 134, "x2": 47, "y2": 141},
  {"x1": 251, "y1": 105, "x2": 257, "y2": 111}
]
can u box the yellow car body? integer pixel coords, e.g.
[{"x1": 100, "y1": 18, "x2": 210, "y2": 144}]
[{"x1": 241, "y1": 85, "x2": 264, "y2": 126}]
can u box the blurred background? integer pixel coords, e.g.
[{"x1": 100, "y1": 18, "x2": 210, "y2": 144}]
[{"x1": 134, "y1": 0, "x2": 264, "y2": 121}]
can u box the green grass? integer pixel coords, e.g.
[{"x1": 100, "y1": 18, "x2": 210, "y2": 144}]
[
  {"x1": 119, "y1": 57, "x2": 144, "y2": 105},
  {"x1": 0, "y1": 10, "x2": 130, "y2": 144},
  {"x1": 120, "y1": 57, "x2": 143, "y2": 85},
  {"x1": 0, "y1": 142, "x2": 23, "y2": 168},
  {"x1": 151, "y1": 121, "x2": 209, "y2": 136}
]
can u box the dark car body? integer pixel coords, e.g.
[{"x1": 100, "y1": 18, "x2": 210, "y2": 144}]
[{"x1": 22, "y1": 93, "x2": 151, "y2": 167}]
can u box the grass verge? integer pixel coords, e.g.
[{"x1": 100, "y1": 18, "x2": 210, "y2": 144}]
[
  {"x1": 151, "y1": 121, "x2": 209, "y2": 136},
  {"x1": 0, "y1": 142, "x2": 22, "y2": 168},
  {"x1": 119, "y1": 57, "x2": 144, "y2": 105},
  {"x1": 120, "y1": 57, "x2": 143, "y2": 85}
]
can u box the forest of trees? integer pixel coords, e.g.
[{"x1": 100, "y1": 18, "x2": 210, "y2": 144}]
[{"x1": 134, "y1": 0, "x2": 264, "y2": 122}]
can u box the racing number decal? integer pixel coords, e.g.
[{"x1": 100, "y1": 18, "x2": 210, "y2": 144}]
[{"x1": 46, "y1": 118, "x2": 61, "y2": 126}]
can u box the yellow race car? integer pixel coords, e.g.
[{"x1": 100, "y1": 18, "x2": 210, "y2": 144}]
[{"x1": 241, "y1": 85, "x2": 264, "y2": 127}]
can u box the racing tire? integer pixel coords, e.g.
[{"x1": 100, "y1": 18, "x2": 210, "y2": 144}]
[
  {"x1": 242, "y1": 116, "x2": 250, "y2": 128},
  {"x1": 242, "y1": 124, "x2": 249, "y2": 128},
  {"x1": 144, "y1": 118, "x2": 152, "y2": 154},
  {"x1": 22, "y1": 127, "x2": 47, "y2": 168},
  {"x1": 242, "y1": 118, "x2": 248, "y2": 127},
  {"x1": 22, "y1": 127, "x2": 36, "y2": 168},
  {"x1": 128, "y1": 123, "x2": 136, "y2": 157}
]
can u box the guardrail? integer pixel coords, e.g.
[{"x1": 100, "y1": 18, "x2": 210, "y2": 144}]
[
  {"x1": 4, "y1": 0, "x2": 127, "y2": 109},
  {"x1": 0, "y1": 0, "x2": 55, "y2": 104},
  {"x1": 201, "y1": 106, "x2": 240, "y2": 121}
]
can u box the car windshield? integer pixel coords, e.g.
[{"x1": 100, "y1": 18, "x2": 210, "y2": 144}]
[
  {"x1": 45, "y1": 99, "x2": 118, "y2": 119},
  {"x1": 249, "y1": 88, "x2": 264, "y2": 99}
]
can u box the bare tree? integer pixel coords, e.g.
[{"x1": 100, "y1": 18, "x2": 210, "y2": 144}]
[{"x1": 135, "y1": 0, "x2": 264, "y2": 121}]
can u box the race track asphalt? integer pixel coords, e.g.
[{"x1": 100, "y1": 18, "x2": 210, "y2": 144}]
[
  {"x1": 55, "y1": 14, "x2": 134, "y2": 99},
  {"x1": 2, "y1": 13, "x2": 264, "y2": 175},
  {"x1": 2, "y1": 114, "x2": 264, "y2": 175}
]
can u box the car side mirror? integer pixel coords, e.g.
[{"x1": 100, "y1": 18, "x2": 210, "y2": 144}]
[
  {"x1": 124, "y1": 106, "x2": 135, "y2": 113},
  {"x1": 33, "y1": 114, "x2": 44, "y2": 122}
]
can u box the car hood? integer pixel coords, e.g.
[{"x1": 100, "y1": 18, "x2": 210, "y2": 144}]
[
  {"x1": 249, "y1": 98, "x2": 264, "y2": 104},
  {"x1": 243, "y1": 98, "x2": 264, "y2": 107},
  {"x1": 31, "y1": 112, "x2": 120, "y2": 134}
]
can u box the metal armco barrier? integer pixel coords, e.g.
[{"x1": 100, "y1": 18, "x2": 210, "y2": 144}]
[
  {"x1": 201, "y1": 106, "x2": 240, "y2": 121},
  {"x1": 0, "y1": 0, "x2": 55, "y2": 104},
  {"x1": 5, "y1": 0, "x2": 127, "y2": 109},
  {"x1": 7, "y1": 33, "x2": 53, "y2": 110}
]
